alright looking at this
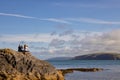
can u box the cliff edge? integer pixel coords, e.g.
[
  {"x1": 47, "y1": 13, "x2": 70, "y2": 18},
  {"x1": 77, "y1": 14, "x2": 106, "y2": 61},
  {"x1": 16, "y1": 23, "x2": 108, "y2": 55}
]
[{"x1": 0, "y1": 48, "x2": 64, "y2": 80}]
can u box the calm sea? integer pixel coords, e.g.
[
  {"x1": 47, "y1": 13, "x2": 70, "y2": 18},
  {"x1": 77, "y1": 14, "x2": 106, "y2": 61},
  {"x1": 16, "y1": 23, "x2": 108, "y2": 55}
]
[{"x1": 47, "y1": 60, "x2": 120, "y2": 80}]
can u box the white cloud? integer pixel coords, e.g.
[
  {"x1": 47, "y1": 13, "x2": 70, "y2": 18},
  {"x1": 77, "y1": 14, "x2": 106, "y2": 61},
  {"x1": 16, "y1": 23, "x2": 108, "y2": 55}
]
[
  {"x1": 0, "y1": 34, "x2": 50, "y2": 42},
  {"x1": 59, "y1": 29, "x2": 74, "y2": 36},
  {"x1": 51, "y1": 31, "x2": 57, "y2": 36},
  {"x1": 0, "y1": 33, "x2": 72, "y2": 43},
  {"x1": 49, "y1": 39, "x2": 66, "y2": 48},
  {"x1": 1, "y1": 29, "x2": 120, "y2": 58},
  {"x1": 42, "y1": 29, "x2": 120, "y2": 56},
  {"x1": 78, "y1": 29, "x2": 120, "y2": 53}
]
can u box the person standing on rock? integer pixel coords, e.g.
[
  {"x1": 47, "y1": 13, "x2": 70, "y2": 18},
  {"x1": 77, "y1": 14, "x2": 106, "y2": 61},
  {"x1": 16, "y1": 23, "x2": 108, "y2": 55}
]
[
  {"x1": 18, "y1": 44, "x2": 23, "y2": 52},
  {"x1": 24, "y1": 44, "x2": 29, "y2": 52}
]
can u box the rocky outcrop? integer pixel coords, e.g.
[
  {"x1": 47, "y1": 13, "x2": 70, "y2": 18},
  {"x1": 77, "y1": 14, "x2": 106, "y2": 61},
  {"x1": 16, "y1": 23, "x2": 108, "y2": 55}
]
[
  {"x1": 0, "y1": 48, "x2": 64, "y2": 80},
  {"x1": 60, "y1": 68, "x2": 103, "y2": 75},
  {"x1": 74, "y1": 53, "x2": 120, "y2": 60}
]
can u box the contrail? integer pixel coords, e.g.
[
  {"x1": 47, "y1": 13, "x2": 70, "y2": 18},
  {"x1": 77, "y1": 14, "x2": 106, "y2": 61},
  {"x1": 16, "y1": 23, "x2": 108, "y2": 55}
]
[
  {"x1": 0, "y1": 13, "x2": 36, "y2": 19},
  {"x1": 0, "y1": 12, "x2": 70, "y2": 24}
]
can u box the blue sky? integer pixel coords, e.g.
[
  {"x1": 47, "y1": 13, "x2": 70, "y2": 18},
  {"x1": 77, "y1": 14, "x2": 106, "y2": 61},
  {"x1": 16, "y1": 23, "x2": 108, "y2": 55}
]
[{"x1": 0, "y1": 0, "x2": 120, "y2": 59}]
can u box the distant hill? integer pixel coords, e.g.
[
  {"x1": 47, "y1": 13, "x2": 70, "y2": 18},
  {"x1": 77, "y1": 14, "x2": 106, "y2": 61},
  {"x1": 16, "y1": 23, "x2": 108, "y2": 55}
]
[
  {"x1": 47, "y1": 57, "x2": 73, "y2": 60},
  {"x1": 73, "y1": 53, "x2": 120, "y2": 60}
]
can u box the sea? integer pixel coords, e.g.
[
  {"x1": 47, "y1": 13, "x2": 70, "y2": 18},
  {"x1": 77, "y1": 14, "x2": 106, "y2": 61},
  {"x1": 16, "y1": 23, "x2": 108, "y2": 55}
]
[{"x1": 47, "y1": 60, "x2": 120, "y2": 80}]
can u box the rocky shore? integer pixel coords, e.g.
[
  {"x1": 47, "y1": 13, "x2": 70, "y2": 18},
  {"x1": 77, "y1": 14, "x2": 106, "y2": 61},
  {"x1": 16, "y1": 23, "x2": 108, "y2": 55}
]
[
  {"x1": 0, "y1": 48, "x2": 64, "y2": 80},
  {"x1": 0, "y1": 48, "x2": 104, "y2": 80}
]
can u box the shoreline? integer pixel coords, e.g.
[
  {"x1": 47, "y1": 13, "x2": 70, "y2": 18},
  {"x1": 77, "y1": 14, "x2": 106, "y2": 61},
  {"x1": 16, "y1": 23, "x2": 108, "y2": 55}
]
[{"x1": 58, "y1": 68, "x2": 103, "y2": 75}]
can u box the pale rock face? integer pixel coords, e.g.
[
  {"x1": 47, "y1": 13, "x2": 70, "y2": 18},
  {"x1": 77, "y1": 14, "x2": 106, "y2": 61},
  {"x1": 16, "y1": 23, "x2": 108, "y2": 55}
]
[{"x1": 0, "y1": 48, "x2": 64, "y2": 80}]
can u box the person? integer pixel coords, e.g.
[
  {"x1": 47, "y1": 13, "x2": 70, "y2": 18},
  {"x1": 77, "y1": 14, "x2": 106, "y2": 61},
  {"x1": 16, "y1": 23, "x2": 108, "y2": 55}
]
[
  {"x1": 18, "y1": 44, "x2": 23, "y2": 52},
  {"x1": 24, "y1": 44, "x2": 29, "y2": 52}
]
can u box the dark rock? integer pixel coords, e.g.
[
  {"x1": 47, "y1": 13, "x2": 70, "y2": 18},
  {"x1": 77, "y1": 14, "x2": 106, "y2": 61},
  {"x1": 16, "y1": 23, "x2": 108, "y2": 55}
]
[
  {"x1": 0, "y1": 48, "x2": 64, "y2": 80},
  {"x1": 60, "y1": 68, "x2": 103, "y2": 75}
]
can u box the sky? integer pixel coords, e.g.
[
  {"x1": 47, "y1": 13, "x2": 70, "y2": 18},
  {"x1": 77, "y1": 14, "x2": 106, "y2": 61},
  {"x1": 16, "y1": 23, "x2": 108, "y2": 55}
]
[{"x1": 0, "y1": 0, "x2": 120, "y2": 59}]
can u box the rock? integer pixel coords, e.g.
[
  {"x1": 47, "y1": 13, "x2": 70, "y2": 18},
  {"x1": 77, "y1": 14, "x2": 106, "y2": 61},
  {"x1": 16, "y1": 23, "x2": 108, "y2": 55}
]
[
  {"x1": 60, "y1": 68, "x2": 103, "y2": 75},
  {"x1": 0, "y1": 48, "x2": 64, "y2": 80}
]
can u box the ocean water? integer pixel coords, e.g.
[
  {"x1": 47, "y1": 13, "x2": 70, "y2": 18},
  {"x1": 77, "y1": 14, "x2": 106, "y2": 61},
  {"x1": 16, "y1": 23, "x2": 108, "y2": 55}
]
[{"x1": 47, "y1": 60, "x2": 120, "y2": 80}]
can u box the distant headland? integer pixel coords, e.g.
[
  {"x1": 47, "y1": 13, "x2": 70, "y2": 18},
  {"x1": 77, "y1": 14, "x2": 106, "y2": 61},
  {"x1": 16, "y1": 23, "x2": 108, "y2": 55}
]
[{"x1": 73, "y1": 53, "x2": 120, "y2": 60}]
